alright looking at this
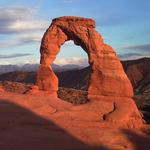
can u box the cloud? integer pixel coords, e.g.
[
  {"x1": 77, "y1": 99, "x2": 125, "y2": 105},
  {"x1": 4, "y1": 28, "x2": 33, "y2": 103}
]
[
  {"x1": 0, "y1": 6, "x2": 49, "y2": 34},
  {"x1": 118, "y1": 52, "x2": 144, "y2": 60},
  {"x1": 0, "y1": 53, "x2": 32, "y2": 59},
  {"x1": 54, "y1": 57, "x2": 88, "y2": 66},
  {"x1": 0, "y1": 6, "x2": 49, "y2": 48},
  {"x1": 0, "y1": 20, "x2": 48, "y2": 34},
  {"x1": 120, "y1": 44, "x2": 150, "y2": 52},
  {"x1": 0, "y1": 33, "x2": 42, "y2": 48},
  {"x1": 118, "y1": 44, "x2": 150, "y2": 60}
]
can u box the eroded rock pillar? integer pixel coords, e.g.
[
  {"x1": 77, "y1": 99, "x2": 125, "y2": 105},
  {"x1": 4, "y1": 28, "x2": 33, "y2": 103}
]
[
  {"x1": 36, "y1": 65, "x2": 58, "y2": 96},
  {"x1": 36, "y1": 23, "x2": 68, "y2": 96}
]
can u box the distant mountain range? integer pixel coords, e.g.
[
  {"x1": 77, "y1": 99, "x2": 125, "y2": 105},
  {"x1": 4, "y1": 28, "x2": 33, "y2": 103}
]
[
  {"x1": 0, "y1": 57, "x2": 150, "y2": 93},
  {"x1": 0, "y1": 63, "x2": 84, "y2": 74}
]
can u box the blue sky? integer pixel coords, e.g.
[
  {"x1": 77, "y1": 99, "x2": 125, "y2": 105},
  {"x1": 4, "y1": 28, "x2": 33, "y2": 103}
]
[{"x1": 0, "y1": 0, "x2": 150, "y2": 65}]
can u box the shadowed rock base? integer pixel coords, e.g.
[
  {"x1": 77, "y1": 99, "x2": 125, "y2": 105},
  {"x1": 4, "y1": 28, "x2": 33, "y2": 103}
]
[{"x1": 0, "y1": 92, "x2": 149, "y2": 150}]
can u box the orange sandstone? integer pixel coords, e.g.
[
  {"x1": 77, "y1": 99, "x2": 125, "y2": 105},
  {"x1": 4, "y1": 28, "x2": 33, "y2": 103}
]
[
  {"x1": 36, "y1": 16, "x2": 143, "y2": 124},
  {"x1": 0, "y1": 86, "x2": 4, "y2": 92},
  {"x1": 37, "y1": 16, "x2": 133, "y2": 97}
]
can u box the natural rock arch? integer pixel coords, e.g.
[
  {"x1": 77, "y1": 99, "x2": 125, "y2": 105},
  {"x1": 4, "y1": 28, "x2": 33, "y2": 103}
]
[
  {"x1": 34, "y1": 16, "x2": 144, "y2": 124},
  {"x1": 36, "y1": 16, "x2": 133, "y2": 98}
]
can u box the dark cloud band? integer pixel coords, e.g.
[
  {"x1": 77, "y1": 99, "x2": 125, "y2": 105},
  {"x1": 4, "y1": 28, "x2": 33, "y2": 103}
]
[
  {"x1": 0, "y1": 53, "x2": 32, "y2": 59},
  {"x1": 118, "y1": 53, "x2": 143, "y2": 59},
  {"x1": 121, "y1": 44, "x2": 150, "y2": 52}
]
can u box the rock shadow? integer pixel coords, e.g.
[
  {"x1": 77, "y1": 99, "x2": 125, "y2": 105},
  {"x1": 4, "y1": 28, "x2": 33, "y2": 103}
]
[
  {"x1": 0, "y1": 99, "x2": 108, "y2": 150},
  {"x1": 122, "y1": 129, "x2": 150, "y2": 150}
]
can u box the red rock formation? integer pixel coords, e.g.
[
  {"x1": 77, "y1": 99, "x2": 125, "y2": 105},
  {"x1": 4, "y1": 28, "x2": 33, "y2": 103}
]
[
  {"x1": 122, "y1": 58, "x2": 150, "y2": 89},
  {"x1": 36, "y1": 16, "x2": 143, "y2": 124},
  {"x1": 0, "y1": 86, "x2": 4, "y2": 92},
  {"x1": 37, "y1": 16, "x2": 133, "y2": 98},
  {"x1": 36, "y1": 65, "x2": 58, "y2": 97}
]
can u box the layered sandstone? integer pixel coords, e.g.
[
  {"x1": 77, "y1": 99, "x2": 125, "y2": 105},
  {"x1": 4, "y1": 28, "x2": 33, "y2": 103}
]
[
  {"x1": 36, "y1": 16, "x2": 143, "y2": 124},
  {"x1": 37, "y1": 16, "x2": 133, "y2": 97}
]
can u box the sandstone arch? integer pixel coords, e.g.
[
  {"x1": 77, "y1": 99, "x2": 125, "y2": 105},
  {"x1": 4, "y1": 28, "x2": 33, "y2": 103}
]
[
  {"x1": 35, "y1": 16, "x2": 143, "y2": 124},
  {"x1": 36, "y1": 16, "x2": 133, "y2": 98}
]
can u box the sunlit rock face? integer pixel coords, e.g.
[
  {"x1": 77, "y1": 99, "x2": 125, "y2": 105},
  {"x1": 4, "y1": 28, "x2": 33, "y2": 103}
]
[
  {"x1": 0, "y1": 86, "x2": 4, "y2": 92},
  {"x1": 36, "y1": 16, "x2": 144, "y2": 125},
  {"x1": 37, "y1": 16, "x2": 133, "y2": 98}
]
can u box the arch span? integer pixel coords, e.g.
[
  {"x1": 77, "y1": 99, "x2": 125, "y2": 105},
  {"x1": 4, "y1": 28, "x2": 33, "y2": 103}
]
[{"x1": 36, "y1": 16, "x2": 133, "y2": 98}]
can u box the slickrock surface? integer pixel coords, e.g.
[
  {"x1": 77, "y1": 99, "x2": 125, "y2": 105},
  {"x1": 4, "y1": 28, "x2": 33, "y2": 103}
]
[{"x1": 0, "y1": 91, "x2": 150, "y2": 150}]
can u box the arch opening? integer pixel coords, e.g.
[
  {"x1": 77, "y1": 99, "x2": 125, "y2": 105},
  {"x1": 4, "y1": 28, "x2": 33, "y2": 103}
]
[
  {"x1": 54, "y1": 40, "x2": 90, "y2": 104},
  {"x1": 54, "y1": 40, "x2": 89, "y2": 68}
]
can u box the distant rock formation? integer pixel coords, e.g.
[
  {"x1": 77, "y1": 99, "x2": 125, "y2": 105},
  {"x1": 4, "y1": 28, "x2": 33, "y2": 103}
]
[
  {"x1": 122, "y1": 58, "x2": 150, "y2": 90},
  {"x1": 36, "y1": 16, "x2": 143, "y2": 125}
]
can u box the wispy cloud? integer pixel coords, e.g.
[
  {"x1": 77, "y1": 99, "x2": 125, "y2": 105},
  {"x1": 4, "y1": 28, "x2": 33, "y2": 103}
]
[
  {"x1": 118, "y1": 52, "x2": 144, "y2": 60},
  {"x1": 120, "y1": 44, "x2": 150, "y2": 52},
  {"x1": 0, "y1": 6, "x2": 49, "y2": 48},
  {"x1": 0, "y1": 53, "x2": 32, "y2": 59},
  {"x1": 54, "y1": 57, "x2": 88, "y2": 66},
  {"x1": 0, "y1": 33, "x2": 42, "y2": 48},
  {"x1": 0, "y1": 6, "x2": 49, "y2": 34}
]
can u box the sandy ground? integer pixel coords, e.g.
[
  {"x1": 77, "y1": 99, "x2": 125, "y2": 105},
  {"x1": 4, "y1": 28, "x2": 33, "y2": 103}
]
[{"x1": 0, "y1": 91, "x2": 150, "y2": 150}]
